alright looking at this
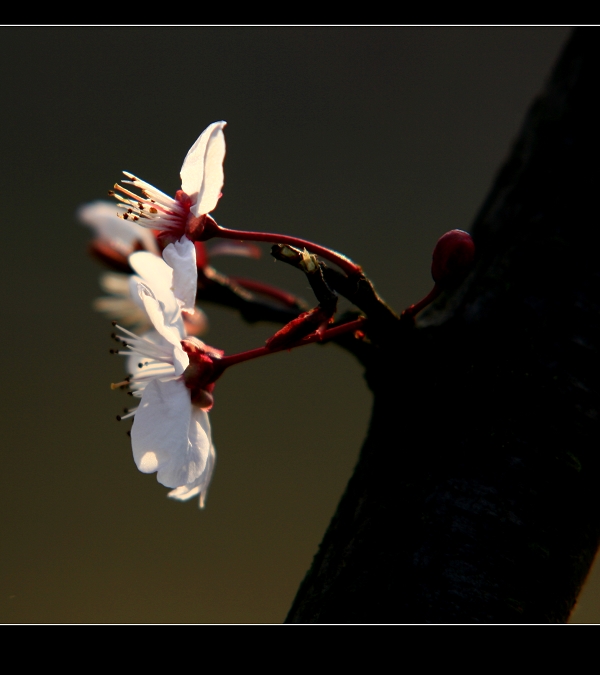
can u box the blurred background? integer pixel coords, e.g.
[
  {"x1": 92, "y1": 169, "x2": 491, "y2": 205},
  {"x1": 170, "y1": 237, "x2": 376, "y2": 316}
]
[{"x1": 1, "y1": 26, "x2": 595, "y2": 624}]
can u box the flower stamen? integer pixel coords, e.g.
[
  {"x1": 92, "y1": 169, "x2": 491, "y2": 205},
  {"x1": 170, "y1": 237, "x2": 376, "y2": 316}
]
[
  {"x1": 110, "y1": 173, "x2": 191, "y2": 240},
  {"x1": 116, "y1": 406, "x2": 138, "y2": 421}
]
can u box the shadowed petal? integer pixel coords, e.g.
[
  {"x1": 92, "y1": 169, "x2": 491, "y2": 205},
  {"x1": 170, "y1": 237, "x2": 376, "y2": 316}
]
[
  {"x1": 168, "y1": 411, "x2": 216, "y2": 508},
  {"x1": 129, "y1": 252, "x2": 179, "y2": 323},
  {"x1": 137, "y1": 282, "x2": 188, "y2": 374},
  {"x1": 162, "y1": 237, "x2": 197, "y2": 313},
  {"x1": 132, "y1": 378, "x2": 209, "y2": 488}
]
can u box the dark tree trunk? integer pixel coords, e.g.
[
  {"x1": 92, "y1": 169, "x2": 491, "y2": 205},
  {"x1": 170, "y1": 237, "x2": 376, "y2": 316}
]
[{"x1": 286, "y1": 28, "x2": 600, "y2": 624}]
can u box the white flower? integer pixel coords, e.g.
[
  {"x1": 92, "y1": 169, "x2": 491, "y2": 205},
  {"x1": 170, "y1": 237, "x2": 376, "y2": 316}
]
[
  {"x1": 92, "y1": 238, "x2": 208, "y2": 334},
  {"x1": 114, "y1": 246, "x2": 217, "y2": 508},
  {"x1": 78, "y1": 200, "x2": 160, "y2": 256},
  {"x1": 128, "y1": 236, "x2": 197, "y2": 316},
  {"x1": 111, "y1": 121, "x2": 226, "y2": 244}
]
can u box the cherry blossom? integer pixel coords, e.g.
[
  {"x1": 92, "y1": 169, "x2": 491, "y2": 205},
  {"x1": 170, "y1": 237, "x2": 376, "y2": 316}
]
[
  {"x1": 90, "y1": 236, "x2": 207, "y2": 334},
  {"x1": 111, "y1": 121, "x2": 226, "y2": 247},
  {"x1": 113, "y1": 245, "x2": 219, "y2": 507}
]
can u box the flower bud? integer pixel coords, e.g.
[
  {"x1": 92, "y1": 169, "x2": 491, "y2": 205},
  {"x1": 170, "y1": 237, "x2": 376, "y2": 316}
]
[{"x1": 431, "y1": 229, "x2": 475, "y2": 288}]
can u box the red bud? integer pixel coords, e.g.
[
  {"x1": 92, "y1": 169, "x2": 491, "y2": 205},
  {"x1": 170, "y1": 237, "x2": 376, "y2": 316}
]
[{"x1": 431, "y1": 229, "x2": 475, "y2": 288}]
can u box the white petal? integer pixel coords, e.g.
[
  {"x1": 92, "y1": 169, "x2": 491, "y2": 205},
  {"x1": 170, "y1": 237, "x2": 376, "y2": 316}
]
[
  {"x1": 129, "y1": 251, "x2": 173, "y2": 289},
  {"x1": 162, "y1": 237, "x2": 197, "y2": 313},
  {"x1": 131, "y1": 379, "x2": 208, "y2": 488},
  {"x1": 168, "y1": 483, "x2": 202, "y2": 500},
  {"x1": 128, "y1": 252, "x2": 179, "y2": 321},
  {"x1": 168, "y1": 412, "x2": 216, "y2": 508},
  {"x1": 198, "y1": 445, "x2": 216, "y2": 508},
  {"x1": 180, "y1": 121, "x2": 226, "y2": 217},
  {"x1": 188, "y1": 406, "x2": 212, "y2": 467},
  {"x1": 128, "y1": 274, "x2": 145, "y2": 310},
  {"x1": 137, "y1": 283, "x2": 188, "y2": 375},
  {"x1": 128, "y1": 273, "x2": 181, "y2": 336},
  {"x1": 78, "y1": 201, "x2": 159, "y2": 254},
  {"x1": 98, "y1": 271, "x2": 130, "y2": 296}
]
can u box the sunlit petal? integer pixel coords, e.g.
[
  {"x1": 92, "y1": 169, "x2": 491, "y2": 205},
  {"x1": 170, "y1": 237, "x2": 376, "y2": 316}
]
[
  {"x1": 180, "y1": 121, "x2": 226, "y2": 217},
  {"x1": 132, "y1": 378, "x2": 207, "y2": 488}
]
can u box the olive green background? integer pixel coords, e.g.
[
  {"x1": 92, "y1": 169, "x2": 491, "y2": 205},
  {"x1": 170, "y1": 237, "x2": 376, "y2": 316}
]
[{"x1": 1, "y1": 26, "x2": 595, "y2": 623}]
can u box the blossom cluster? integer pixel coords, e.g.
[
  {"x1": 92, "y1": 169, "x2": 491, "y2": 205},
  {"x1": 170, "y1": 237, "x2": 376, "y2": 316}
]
[
  {"x1": 81, "y1": 120, "x2": 474, "y2": 510},
  {"x1": 81, "y1": 122, "x2": 230, "y2": 507}
]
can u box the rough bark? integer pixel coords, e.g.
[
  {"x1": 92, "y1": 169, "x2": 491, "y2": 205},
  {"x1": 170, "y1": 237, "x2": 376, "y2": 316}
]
[{"x1": 286, "y1": 27, "x2": 600, "y2": 624}]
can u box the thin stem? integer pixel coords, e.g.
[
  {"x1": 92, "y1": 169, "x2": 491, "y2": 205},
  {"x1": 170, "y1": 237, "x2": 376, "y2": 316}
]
[
  {"x1": 210, "y1": 224, "x2": 361, "y2": 277},
  {"x1": 401, "y1": 284, "x2": 442, "y2": 321},
  {"x1": 197, "y1": 266, "x2": 302, "y2": 325},
  {"x1": 217, "y1": 317, "x2": 366, "y2": 371},
  {"x1": 229, "y1": 276, "x2": 307, "y2": 310}
]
